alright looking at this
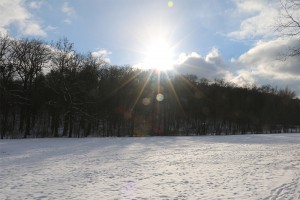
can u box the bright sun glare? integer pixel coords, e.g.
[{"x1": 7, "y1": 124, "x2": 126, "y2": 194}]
[{"x1": 141, "y1": 37, "x2": 175, "y2": 71}]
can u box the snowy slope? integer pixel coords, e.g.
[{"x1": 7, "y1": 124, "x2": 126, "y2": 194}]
[{"x1": 1, "y1": 134, "x2": 300, "y2": 199}]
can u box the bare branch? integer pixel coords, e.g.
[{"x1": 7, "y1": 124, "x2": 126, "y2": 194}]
[{"x1": 277, "y1": 0, "x2": 300, "y2": 57}]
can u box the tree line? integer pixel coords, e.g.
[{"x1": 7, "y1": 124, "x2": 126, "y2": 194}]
[{"x1": 0, "y1": 35, "x2": 299, "y2": 139}]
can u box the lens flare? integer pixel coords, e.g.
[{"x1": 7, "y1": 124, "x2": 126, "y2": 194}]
[
  {"x1": 156, "y1": 93, "x2": 164, "y2": 102},
  {"x1": 142, "y1": 98, "x2": 151, "y2": 106},
  {"x1": 168, "y1": 1, "x2": 174, "y2": 7}
]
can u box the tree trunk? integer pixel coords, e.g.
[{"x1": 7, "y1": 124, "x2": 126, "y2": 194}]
[
  {"x1": 24, "y1": 110, "x2": 31, "y2": 138},
  {"x1": 63, "y1": 113, "x2": 69, "y2": 137},
  {"x1": 68, "y1": 113, "x2": 73, "y2": 138},
  {"x1": 1, "y1": 109, "x2": 8, "y2": 139}
]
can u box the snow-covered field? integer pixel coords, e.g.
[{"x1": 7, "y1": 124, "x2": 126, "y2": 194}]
[{"x1": 1, "y1": 134, "x2": 300, "y2": 199}]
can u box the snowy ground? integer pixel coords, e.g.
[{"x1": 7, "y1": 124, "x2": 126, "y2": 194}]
[{"x1": 1, "y1": 134, "x2": 300, "y2": 200}]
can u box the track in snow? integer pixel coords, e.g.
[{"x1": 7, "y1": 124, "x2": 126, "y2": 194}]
[{"x1": 1, "y1": 134, "x2": 300, "y2": 199}]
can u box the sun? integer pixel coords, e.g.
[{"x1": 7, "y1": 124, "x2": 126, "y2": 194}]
[{"x1": 141, "y1": 37, "x2": 175, "y2": 71}]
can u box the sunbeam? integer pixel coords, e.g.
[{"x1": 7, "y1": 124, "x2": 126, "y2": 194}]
[
  {"x1": 130, "y1": 69, "x2": 155, "y2": 111},
  {"x1": 163, "y1": 71, "x2": 186, "y2": 117}
]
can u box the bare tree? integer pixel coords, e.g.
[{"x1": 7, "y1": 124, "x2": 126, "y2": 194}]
[
  {"x1": 48, "y1": 38, "x2": 87, "y2": 137},
  {"x1": 11, "y1": 38, "x2": 50, "y2": 138},
  {"x1": 0, "y1": 35, "x2": 15, "y2": 139},
  {"x1": 0, "y1": 35, "x2": 14, "y2": 85},
  {"x1": 277, "y1": 0, "x2": 300, "y2": 56}
]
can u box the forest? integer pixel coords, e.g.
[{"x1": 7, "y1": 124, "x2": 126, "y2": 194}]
[{"x1": 0, "y1": 35, "x2": 300, "y2": 139}]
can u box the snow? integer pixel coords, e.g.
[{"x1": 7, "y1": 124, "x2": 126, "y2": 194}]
[{"x1": 1, "y1": 134, "x2": 300, "y2": 199}]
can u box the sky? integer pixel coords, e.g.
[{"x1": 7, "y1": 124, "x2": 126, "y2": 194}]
[{"x1": 1, "y1": 0, "x2": 300, "y2": 96}]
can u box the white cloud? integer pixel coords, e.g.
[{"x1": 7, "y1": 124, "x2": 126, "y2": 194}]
[
  {"x1": 45, "y1": 25, "x2": 57, "y2": 31},
  {"x1": 27, "y1": 1, "x2": 42, "y2": 9},
  {"x1": 61, "y1": 2, "x2": 75, "y2": 24},
  {"x1": 174, "y1": 48, "x2": 233, "y2": 81},
  {"x1": 235, "y1": 0, "x2": 264, "y2": 12},
  {"x1": 238, "y1": 38, "x2": 300, "y2": 78},
  {"x1": 173, "y1": 41, "x2": 300, "y2": 95},
  {"x1": 61, "y1": 2, "x2": 75, "y2": 16},
  {"x1": 176, "y1": 52, "x2": 201, "y2": 64},
  {"x1": 228, "y1": 0, "x2": 300, "y2": 96},
  {"x1": 91, "y1": 49, "x2": 112, "y2": 63},
  {"x1": 229, "y1": 0, "x2": 280, "y2": 39},
  {"x1": 19, "y1": 20, "x2": 46, "y2": 36},
  {"x1": 0, "y1": 0, "x2": 46, "y2": 36},
  {"x1": 232, "y1": 38, "x2": 300, "y2": 94},
  {"x1": 63, "y1": 19, "x2": 72, "y2": 25},
  {"x1": 92, "y1": 49, "x2": 112, "y2": 57}
]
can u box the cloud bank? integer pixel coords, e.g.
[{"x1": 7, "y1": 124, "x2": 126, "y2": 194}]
[
  {"x1": 174, "y1": 39, "x2": 300, "y2": 96},
  {"x1": 0, "y1": 0, "x2": 46, "y2": 36},
  {"x1": 233, "y1": 38, "x2": 300, "y2": 91},
  {"x1": 174, "y1": 48, "x2": 233, "y2": 81},
  {"x1": 227, "y1": 0, "x2": 300, "y2": 95}
]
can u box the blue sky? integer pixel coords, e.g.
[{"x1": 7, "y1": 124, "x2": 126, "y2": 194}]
[{"x1": 1, "y1": 0, "x2": 300, "y2": 96}]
